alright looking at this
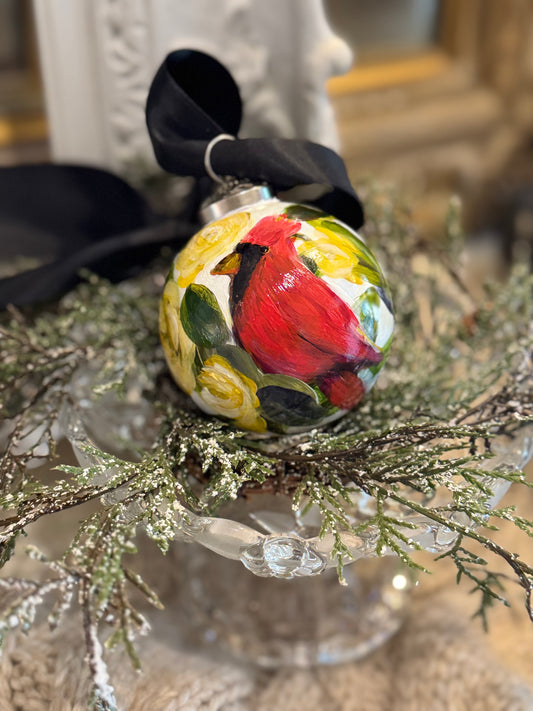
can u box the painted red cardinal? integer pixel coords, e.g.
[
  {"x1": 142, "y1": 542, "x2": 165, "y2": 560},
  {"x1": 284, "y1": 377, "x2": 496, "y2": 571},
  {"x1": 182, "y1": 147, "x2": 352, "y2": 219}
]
[{"x1": 212, "y1": 214, "x2": 382, "y2": 409}]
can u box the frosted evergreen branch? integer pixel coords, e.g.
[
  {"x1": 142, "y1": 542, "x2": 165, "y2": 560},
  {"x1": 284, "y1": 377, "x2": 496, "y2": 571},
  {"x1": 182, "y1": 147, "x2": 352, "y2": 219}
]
[
  {"x1": 0, "y1": 552, "x2": 79, "y2": 646},
  {"x1": 436, "y1": 541, "x2": 509, "y2": 630},
  {"x1": 383, "y1": 488, "x2": 533, "y2": 621},
  {"x1": 81, "y1": 577, "x2": 118, "y2": 711},
  {"x1": 0, "y1": 470, "x2": 140, "y2": 543},
  {"x1": 0, "y1": 185, "x2": 531, "y2": 707}
]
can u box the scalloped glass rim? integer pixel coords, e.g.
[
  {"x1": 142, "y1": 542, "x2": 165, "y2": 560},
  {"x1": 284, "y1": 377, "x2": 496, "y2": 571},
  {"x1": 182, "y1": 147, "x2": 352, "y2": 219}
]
[{"x1": 65, "y1": 392, "x2": 533, "y2": 580}]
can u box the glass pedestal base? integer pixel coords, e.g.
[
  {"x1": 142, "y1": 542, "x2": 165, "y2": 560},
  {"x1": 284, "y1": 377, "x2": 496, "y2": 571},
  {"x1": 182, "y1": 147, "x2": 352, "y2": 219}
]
[{"x1": 178, "y1": 543, "x2": 412, "y2": 668}]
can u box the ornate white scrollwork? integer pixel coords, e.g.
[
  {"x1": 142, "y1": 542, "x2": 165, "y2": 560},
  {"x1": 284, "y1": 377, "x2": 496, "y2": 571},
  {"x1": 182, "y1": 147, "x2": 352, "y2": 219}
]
[
  {"x1": 92, "y1": 0, "x2": 153, "y2": 169},
  {"x1": 34, "y1": 0, "x2": 352, "y2": 172}
]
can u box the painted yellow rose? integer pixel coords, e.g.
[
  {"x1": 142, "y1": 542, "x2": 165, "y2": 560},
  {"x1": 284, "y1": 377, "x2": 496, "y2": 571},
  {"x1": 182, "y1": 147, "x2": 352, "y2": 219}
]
[
  {"x1": 159, "y1": 280, "x2": 196, "y2": 394},
  {"x1": 297, "y1": 220, "x2": 383, "y2": 287},
  {"x1": 176, "y1": 211, "x2": 251, "y2": 288},
  {"x1": 195, "y1": 355, "x2": 266, "y2": 433}
]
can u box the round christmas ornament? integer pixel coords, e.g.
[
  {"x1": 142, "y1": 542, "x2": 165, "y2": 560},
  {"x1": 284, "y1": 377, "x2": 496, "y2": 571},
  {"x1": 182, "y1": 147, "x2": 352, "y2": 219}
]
[{"x1": 160, "y1": 186, "x2": 394, "y2": 434}]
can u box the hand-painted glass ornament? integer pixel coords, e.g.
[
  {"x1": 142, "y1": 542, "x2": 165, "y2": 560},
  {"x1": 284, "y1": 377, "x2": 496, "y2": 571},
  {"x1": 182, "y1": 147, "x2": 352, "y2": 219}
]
[{"x1": 160, "y1": 187, "x2": 394, "y2": 435}]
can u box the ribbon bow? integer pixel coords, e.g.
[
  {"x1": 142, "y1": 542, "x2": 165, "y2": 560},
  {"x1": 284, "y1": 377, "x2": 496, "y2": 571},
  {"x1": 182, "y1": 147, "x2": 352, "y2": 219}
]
[
  {"x1": 146, "y1": 49, "x2": 363, "y2": 228},
  {"x1": 0, "y1": 49, "x2": 362, "y2": 309}
]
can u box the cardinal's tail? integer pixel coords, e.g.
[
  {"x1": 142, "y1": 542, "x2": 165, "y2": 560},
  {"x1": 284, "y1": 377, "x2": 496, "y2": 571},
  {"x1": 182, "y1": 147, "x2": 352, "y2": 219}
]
[
  {"x1": 350, "y1": 331, "x2": 383, "y2": 367},
  {"x1": 317, "y1": 370, "x2": 367, "y2": 410}
]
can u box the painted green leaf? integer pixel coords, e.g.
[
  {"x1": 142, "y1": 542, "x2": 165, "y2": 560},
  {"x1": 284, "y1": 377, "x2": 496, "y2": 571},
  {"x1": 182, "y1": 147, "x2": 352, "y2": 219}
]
[
  {"x1": 312, "y1": 217, "x2": 386, "y2": 288},
  {"x1": 313, "y1": 217, "x2": 375, "y2": 257},
  {"x1": 355, "y1": 265, "x2": 383, "y2": 288},
  {"x1": 257, "y1": 385, "x2": 330, "y2": 427},
  {"x1": 367, "y1": 361, "x2": 385, "y2": 377},
  {"x1": 380, "y1": 331, "x2": 394, "y2": 358},
  {"x1": 365, "y1": 332, "x2": 393, "y2": 376},
  {"x1": 180, "y1": 284, "x2": 230, "y2": 348},
  {"x1": 354, "y1": 287, "x2": 381, "y2": 343},
  {"x1": 217, "y1": 344, "x2": 262, "y2": 382},
  {"x1": 283, "y1": 204, "x2": 327, "y2": 222},
  {"x1": 300, "y1": 254, "x2": 319, "y2": 275},
  {"x1": 259, "y1": 373, "x2": 319, "y2": 400},
  {"x1": 193, "y1": 348, "x2": 204, "y2": 376},
  {"x1": 215, "y1": 347, "x2": 327, "y2": 405}
]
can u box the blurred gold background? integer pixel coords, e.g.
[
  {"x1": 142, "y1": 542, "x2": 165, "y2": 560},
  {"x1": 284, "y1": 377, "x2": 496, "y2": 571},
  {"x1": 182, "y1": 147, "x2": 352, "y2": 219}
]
[{"x1": 325, "y1": 0, "x2": 533, "y2": 250}]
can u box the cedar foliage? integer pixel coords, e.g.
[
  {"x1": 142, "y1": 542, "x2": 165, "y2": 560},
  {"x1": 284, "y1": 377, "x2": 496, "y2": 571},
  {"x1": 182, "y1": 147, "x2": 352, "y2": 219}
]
[{"x1": 0, "y1": 185, "x2": 532, "y2": 710}]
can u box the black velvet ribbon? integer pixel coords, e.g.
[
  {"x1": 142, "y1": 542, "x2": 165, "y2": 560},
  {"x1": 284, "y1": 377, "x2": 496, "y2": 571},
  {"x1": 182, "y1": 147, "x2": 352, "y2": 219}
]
[
  {"x1": 146, "y1": 50, "x2": 363, "y2": 227},
  {"x1": 0, "y1": 165, "x2": 197, "y2": 309},
  {"x1": 0, "y1": 49, "x2": 363, "y2": 310}
]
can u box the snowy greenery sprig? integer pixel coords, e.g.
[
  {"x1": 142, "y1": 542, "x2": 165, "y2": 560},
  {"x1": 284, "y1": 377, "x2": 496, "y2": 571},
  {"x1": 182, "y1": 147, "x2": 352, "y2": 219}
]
[{"x1": 0, "y1": 185, "x2": 532, "y2": 710}]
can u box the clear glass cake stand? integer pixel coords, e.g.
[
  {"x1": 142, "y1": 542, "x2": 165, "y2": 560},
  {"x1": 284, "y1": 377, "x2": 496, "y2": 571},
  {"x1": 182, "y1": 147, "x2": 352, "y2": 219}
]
[{"x1": 66, "y1": 373, "x2": 533, "y2": 668}]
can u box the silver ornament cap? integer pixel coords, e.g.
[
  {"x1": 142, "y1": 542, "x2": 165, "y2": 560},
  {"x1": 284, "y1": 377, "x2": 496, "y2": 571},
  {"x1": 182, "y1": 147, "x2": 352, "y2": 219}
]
[{"x1": 200, "y1": 184, "x2": 273, "y2": 225}]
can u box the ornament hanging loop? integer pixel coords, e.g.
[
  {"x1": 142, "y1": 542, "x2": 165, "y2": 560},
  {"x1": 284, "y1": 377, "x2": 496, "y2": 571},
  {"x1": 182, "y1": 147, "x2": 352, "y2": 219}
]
[{"x1": 204, "y1": 134, "x2": 236, "y2": 184}]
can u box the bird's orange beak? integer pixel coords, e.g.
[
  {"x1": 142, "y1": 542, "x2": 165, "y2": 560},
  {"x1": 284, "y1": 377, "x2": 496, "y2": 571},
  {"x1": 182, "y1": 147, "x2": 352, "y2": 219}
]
[{"x1": 211, "y1": 251, "x2": 242, "y2": 276}]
